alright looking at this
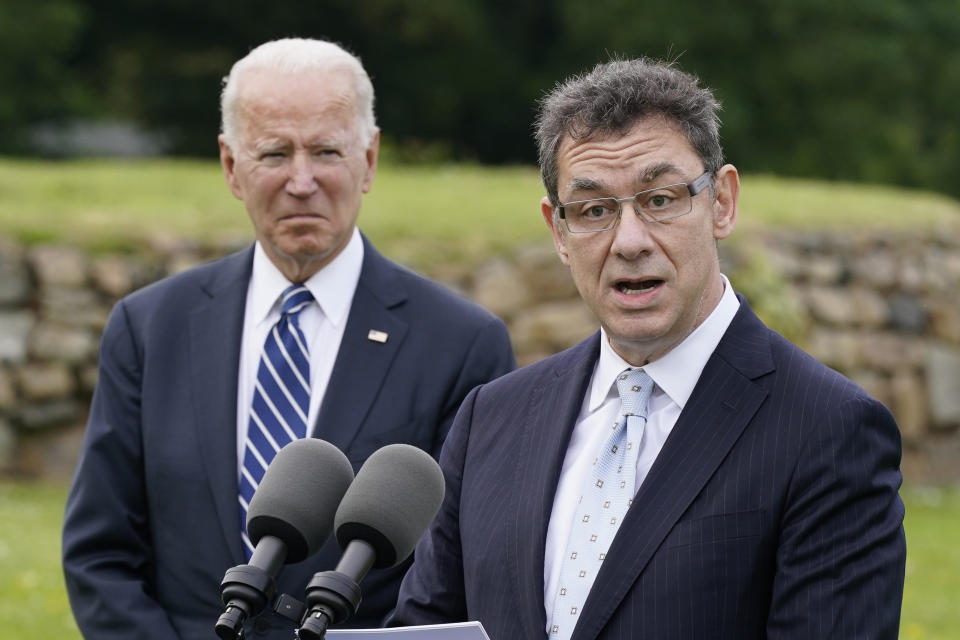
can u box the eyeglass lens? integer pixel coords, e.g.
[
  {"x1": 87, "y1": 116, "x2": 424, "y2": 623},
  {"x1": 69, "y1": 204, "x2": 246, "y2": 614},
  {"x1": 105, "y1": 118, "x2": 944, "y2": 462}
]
[{"x1": 562, "y1": 183, "x2": 692, "y2": 232}]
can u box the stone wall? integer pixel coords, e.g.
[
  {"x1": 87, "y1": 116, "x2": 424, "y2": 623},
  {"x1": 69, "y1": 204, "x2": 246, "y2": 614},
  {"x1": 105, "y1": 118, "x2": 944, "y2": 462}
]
[{"x1": 1, "y1": 229, "x2": 958, "y2": 482}]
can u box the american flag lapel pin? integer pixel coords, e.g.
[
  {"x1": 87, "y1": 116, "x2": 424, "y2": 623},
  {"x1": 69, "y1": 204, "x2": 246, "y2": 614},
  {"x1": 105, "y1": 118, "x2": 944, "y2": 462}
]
[{"x1": 367, "y1": 329, "x2": 389, "y2": 343}]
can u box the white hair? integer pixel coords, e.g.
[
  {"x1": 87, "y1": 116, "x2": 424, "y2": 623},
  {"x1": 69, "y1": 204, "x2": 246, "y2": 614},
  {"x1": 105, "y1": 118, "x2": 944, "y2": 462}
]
[{"x1": 219, "y1": 38, "x2": 377, "y2": 149}]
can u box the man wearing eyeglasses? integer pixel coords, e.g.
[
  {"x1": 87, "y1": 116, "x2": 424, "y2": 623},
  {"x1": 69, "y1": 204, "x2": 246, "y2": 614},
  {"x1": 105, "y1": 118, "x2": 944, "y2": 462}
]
[{"x1": 391, "y1": 57, "x2": 906, "y2": 639}]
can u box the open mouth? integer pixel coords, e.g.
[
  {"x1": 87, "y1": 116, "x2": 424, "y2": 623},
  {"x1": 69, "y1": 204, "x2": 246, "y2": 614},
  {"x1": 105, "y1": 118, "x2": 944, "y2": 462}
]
[{"x1": 616, "y1": 279, "x2": 662, "y2": 295}]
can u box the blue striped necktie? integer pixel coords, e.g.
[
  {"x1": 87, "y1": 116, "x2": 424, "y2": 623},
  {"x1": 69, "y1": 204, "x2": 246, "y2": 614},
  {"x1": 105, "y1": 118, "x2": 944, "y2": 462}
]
[{"x1": 238, "y1": 284, "x2": 314, "y2": 558}]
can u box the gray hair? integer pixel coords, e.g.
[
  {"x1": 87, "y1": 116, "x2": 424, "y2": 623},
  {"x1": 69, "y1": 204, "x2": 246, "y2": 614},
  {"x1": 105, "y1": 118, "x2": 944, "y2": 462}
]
[
  {"x1": 535, "y1": 57, "x2": 724, "y2": 206},
  {"x1": 220, "y1": 38, "x2": 377, "y2": 149}
]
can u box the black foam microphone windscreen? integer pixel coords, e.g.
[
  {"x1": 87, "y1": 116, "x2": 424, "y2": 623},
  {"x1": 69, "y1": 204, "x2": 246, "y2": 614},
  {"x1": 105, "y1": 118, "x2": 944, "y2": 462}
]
[
  {"x1": 333, "y1": 444, "x2": 445, "y2": 568},
  {"x1": 247, "y1": 438, "x2": 355, "y2": 564}
]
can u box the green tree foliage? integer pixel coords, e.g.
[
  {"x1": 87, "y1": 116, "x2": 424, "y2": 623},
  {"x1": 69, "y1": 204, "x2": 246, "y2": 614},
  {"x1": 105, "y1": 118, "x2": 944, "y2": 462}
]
[
  {"x1": 0, "y1": 0, "x2": 90, "y2": 152},
  {"x1": 2, "y1": 0, "x2": 959, "y2": 197},
  {"x1": 549, "y1": 0, "x2": 960, "y2": 195}
]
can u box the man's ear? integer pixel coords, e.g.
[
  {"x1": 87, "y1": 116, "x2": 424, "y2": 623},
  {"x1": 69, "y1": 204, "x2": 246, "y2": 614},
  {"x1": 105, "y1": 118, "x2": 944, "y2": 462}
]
[
  {"x1": 361, "y1": 129, "x2": 380, "y2": 194},
  {"x1": 712, "y1": 164, "x2": 739, "y2": 240},
  {"x1": 542, "y1": 197, "x2": 569, "y2": 265},
  {"x1": 219, "y1": 135, "x2": 244, "y2": 201}
]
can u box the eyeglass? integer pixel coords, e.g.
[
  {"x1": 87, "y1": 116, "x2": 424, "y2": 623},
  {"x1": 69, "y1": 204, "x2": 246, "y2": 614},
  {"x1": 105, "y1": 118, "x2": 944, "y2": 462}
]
[{"x1": 557, "y1": 171, "x2": 713, "y2": 234}]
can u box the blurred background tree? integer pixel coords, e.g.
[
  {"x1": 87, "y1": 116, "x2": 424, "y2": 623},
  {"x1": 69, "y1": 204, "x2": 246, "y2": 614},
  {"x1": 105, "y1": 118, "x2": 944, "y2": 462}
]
[
  {"x1": 0, "y1": 1, "x2": 92, "y2": 153},
  {"x1": 2, "y1": 0, "x2": 958, "y2": 195}
]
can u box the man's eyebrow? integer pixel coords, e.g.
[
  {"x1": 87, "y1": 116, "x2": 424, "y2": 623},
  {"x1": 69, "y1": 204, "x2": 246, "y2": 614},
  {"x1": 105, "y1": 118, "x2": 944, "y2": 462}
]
[
  {"x1": 565, "y1": 177, "x2": 608, "y2": 197},
  {"x1": 564, "y1": 162, "x2": 691, "y2": 200},
  {"x1": 637, "y1": 162, "x2": 684, "y2": 184},
  {"x1": 253, "y1": 139, "x2": 288, "y2": 152},
  {"x1": 307, "y1": 136, "x2": 346, "y2": 149}
]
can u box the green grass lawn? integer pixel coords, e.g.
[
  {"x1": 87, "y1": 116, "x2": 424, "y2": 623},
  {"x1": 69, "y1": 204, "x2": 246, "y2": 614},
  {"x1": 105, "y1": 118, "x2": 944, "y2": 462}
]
[
  {"x1": 0, "y1": 158, "x2": 552, "y2": 268},
  {"x1": 1, "y1": 158, "x2": 958, "y2": 269},
  {"x1": 901, "y1": 486, "x2": 960, "y2": 640},
  {"x1": 0, "y1": 483, "x2": 79, "y2": 639},
  {"x1": 0, "y1": 481, "x2": 956, "y2": 639}
]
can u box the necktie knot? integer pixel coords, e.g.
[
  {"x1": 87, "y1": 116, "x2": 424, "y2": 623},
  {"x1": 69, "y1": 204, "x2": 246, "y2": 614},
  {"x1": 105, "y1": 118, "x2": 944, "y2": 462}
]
[
  {"x1": 615, "y1": 368, "x2": 653, "y2": 419},
  {"x1": 281, "y1": 284, "x2": 314, "y2": 317}
]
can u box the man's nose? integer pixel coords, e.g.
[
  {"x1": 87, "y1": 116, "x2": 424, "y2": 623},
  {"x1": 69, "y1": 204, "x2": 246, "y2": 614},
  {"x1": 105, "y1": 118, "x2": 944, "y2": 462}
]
[
  {"x1": 286, "y1": 153, "x2": 319, "y2": 196},
  {"x1": 610, "y1": 202, "x2": 654, "y2": 259}
]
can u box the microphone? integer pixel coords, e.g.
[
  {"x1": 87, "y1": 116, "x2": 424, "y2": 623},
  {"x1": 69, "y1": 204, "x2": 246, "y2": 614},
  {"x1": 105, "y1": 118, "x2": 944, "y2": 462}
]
[
  {"x1": 215, "y1": 438, "x2": 355, "y2": 640},
  {"x1": 297, "y1": 444, "x2": 445, "y2": 639}
]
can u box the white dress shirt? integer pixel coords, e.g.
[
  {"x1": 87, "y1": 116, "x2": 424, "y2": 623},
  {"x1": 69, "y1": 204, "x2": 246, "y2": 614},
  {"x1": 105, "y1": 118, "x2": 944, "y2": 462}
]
[
  {"x1": 235, "y1": 228, "x2": 364, "y2": 471},
  {"x1": 543, "y1": 275, "x2": 740, "y2": 630}
]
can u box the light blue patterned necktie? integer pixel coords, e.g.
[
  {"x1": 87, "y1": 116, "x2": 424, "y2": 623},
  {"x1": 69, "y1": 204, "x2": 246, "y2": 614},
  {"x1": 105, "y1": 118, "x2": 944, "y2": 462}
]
[
  {"x1": 549, "y1": 368, "x2": 654, "y2": 639},
  {"x1": 238, "y1": 284, "x2": 314, "y2": 558}
]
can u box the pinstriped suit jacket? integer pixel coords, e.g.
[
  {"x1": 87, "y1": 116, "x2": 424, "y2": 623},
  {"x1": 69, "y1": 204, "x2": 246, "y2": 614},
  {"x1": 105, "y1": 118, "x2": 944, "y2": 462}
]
[{"x1": 392, "y1": 296, "x2": 906, "y2": 639}]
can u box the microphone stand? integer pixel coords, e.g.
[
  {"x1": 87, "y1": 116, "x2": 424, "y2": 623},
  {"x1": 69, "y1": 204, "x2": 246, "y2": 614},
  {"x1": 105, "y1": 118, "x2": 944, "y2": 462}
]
[
  {"x1": 215, "y1": 536, "x2": 305, "y2": 639},
  {"x1": 298, "y1": 540, "x2": 377, "y2": 639}
]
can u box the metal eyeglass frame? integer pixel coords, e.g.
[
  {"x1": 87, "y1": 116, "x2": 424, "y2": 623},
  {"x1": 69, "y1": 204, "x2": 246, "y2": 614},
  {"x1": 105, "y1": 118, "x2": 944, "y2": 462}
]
[{"x1": 557, "y1": 170, "x2": 714, "y2": 233}]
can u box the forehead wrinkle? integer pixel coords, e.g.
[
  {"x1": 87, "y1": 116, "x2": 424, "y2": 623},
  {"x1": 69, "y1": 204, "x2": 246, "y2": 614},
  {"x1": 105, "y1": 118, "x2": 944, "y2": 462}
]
[
  {"x1": 242, "y1": 113, "x2": 357, "y2": 154},
  {"x1": 563, "y1": 161, "x2": 690, "y2": 201},
  {"x1": 557, "y1": 118, "x2": 703, "y2": 201},
  {"x1": 252, "y1": 136, "x2": 283, "y2": 148},
  {"x1": 306, "y1": 134, "x2": 348, "y2": 148},
  {"x1": 564, "y1": 141, "x2": 636, "y2": 167}
]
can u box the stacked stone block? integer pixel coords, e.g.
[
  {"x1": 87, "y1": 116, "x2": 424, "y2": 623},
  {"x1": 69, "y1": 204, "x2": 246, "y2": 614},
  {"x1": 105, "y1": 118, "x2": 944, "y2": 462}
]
[{"x1": 1, "y1": 229, "x2": 958, "y2": 482}]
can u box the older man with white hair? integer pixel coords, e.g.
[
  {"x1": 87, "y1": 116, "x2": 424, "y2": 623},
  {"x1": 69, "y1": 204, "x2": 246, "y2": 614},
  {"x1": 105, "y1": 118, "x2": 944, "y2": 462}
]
[{"x1": 62, "y1": 38, "x2": 515, "y2": 639}]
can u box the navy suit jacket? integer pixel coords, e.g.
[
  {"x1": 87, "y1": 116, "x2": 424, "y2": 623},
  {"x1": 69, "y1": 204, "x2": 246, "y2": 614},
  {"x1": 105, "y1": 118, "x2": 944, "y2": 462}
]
[
  {"x1": 62, "y1": 236, "x2": 516, "y2": 639},
  {"x1": 392, "y1": 296, "x2": 906, "y2": 639}
]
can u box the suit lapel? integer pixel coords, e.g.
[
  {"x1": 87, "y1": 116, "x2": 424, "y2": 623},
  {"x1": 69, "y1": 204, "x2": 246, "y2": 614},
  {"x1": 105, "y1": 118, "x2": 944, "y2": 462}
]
[
  {"x1": 573, "y1": 300, "x2": 775, "y2": 640},
  {"x1": 511, "y1": 335, "x2": 601, "y2": 640},
  {"x1": 188, "y1": 248, "x2": 254, "y2": 564},
  {"x1": 311, "y1": 237, "x2": 408, "y2": 453}
]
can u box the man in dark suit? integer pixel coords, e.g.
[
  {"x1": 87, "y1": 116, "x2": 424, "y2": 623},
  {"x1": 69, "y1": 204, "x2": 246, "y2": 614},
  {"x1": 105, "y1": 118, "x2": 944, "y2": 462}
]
[
  {"x1": 61, "y1": 38, "x2": 515, "y2": 639},
  {"x1": 391, "y1": 58, "x2": 906, "y2": 639}
]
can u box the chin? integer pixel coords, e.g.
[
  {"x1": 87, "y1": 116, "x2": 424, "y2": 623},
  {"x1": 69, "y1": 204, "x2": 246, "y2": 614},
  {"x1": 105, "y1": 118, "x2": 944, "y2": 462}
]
[
  {"x1": 276, "y1": 232, "x2": 336, "y2": 254},
  {"x1": 607, "y1": 317, "x2": 671, "y2": 345},
  {"x1": 609, "y1": 307, "x2": 665, "y2": 332}
]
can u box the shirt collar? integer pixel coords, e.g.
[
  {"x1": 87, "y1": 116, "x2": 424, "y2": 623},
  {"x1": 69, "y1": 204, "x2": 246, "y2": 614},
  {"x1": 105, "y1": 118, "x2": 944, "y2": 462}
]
[
  {"x1": 248, "y1": 227, "x2": 364, "y2": 328},
  {"x1": 588, "y1": 274, "x2": 740, "y2": 412}
]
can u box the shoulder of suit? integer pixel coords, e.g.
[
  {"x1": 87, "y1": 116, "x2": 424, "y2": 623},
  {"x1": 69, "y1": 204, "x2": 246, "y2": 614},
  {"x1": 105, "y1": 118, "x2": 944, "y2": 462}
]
[
  {"x1": 366, "y1": 248, "x2": 506, "y2": 326},
  {"x1": 120, "y1": 245, "x2": 252, "y2": 313},
  {"x1": 759, "y1": 323, "x2": 874, "y2": 405}
]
